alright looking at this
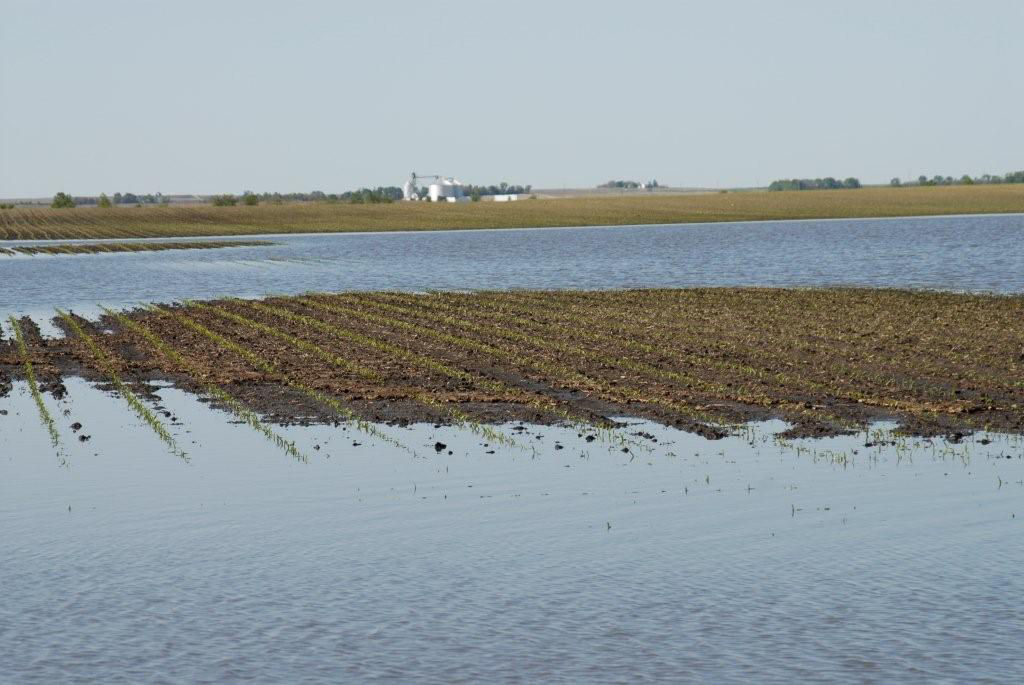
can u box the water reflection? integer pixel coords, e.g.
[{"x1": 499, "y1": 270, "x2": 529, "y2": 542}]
[{"x1": 2, "y1": 379, "x2": 1022, "y2": 682}]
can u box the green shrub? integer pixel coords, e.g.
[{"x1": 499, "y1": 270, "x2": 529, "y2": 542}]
[{"x1": 51, "y1": 192, "x2": 75, "y2": 208}]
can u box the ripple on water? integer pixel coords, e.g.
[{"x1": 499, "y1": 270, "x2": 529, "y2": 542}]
[{"x1": 1, "y1": 379, "x2": 1022, "y2": 682}]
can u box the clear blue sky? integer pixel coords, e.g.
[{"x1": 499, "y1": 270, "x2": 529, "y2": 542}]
[{"x1": 2, "y1": 0, "x2": 1021, "y2": 197}]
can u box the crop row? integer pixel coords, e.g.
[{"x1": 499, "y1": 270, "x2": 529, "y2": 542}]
[
  {"x1": 0, "y1": 240, "x2": 273, "y2": 256},
  {"x1": 58, "y1": 310, "x2": 188, "y2": 460},
  {"x1": 8, "y1": 316, "x2": 67, "y2": 465},
  {"x1": 365, "y1": 289, "x2": 1021, "y2": 429}
]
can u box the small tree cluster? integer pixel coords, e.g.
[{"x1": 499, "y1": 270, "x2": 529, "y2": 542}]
[
  {"x1": 463, "y1": 182, "x2": 532, "y2": 196},
  {"x1": 348, "y1": 188, "x2": 394, "y2": 204},
  {"x1": 51, "y1": 192, "x2": 76, "y2": 208}
]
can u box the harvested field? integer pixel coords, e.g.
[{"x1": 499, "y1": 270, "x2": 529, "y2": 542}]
[
  {"x1": 0, "y1": 240, "x2": 273, "y2": 256},
  {"x1": 1, "y1": 185, "x2": 1022, "y2": 240},
  {"x1": 1, "y1": 288, "x2": 1021, "y2": 439}
]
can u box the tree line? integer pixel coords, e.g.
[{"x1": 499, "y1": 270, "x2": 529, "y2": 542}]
[
  {"x1": 891, "y1": 170, "x2": 1024, "y2": 187},
  {"x1": 768, "y1": 177, "x2": 861, "y2": 191},
  {"x1": 44, "y1": 182, "x2": 536, "y2": 209}
]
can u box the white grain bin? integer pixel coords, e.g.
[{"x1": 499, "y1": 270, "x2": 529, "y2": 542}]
[{"x1": 428, "y1": 178, "x2": 469, "y2": 203}]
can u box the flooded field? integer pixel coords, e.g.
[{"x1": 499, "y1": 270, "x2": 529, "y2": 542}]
[{"x1": 2, "y1": 215, "x2": 1023, "y2": 682}]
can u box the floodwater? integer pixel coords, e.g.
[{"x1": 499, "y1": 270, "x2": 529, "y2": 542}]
[
  {"x1": 2, "y1": 379, "x2": 1022, "y2": 683},
  {"x1": 3, "y1": 214, "x2": 1024, "y2": 681},
  {"x1": 2, "y1": 213, "x2": 1023, "y2": 325}
]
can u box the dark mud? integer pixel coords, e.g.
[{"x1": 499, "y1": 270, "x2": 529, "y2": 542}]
[{"x1": 2, "y1": 288, "x2": 1022, "y2": 440}]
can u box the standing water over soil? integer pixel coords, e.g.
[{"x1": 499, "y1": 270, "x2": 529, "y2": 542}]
[
  {"x1": 2, "y1": 379, "x2": 1022, "y2": 682},
  {"x1": 1, "y1": 213, "x2": 1023, "y2": 324}
]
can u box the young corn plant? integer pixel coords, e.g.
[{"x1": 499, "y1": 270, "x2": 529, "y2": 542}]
[
  {"x1": 57, "y1": 309, "x2": 188, "y2": 461},
  {"x1": 152, "y1": 305, "x2": 407, "y2": 451},
  {"x1": 8, "y1": 316, "x2": 67, "y2": 466},
  {"x1": 101, "y1": 306, "x2": 307, "y2": 463},
  {"x1": 299, "y1": 295, "x2": 631, "y2": 446},
  {"x1": 200, "y1": 300, "x2": 522, "y2": 450},
  {"x1": 318, "y1": 294, "x2": 677, "y2": 444}
]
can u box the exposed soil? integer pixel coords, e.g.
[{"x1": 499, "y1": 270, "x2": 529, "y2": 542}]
[{"x1": 2, "y1": 288, "x2": 1022, "y2": 439}]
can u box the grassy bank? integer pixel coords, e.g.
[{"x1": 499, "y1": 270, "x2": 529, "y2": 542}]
[
  {"x1": 2, "y1": 184, "x2": 1022, "y2": 240},
  {"x1": 2, "y1": 288, "x2": 1022, "y2": 439}
]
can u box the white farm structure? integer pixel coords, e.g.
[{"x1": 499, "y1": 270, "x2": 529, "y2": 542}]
[{"x1": 402, "y1": 172, "x2": 469, "y2": 203}]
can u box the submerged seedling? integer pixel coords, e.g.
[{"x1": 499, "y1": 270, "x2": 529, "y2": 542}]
[
  {"x1": 101, "y1": 305, "x2": 308, "y2": 463},
  {"x1": 8, "y1": 316, "x2": 67, "y2": 466},
  {"x1": 202, "y1": 300, "x2": 524, "y2": 450},
  {"x1": 153, "y1": 304, "x2": 407, "y2": 451},
  {"x1": 56, "y1": 309, "x2": 188, "y2": 461}
]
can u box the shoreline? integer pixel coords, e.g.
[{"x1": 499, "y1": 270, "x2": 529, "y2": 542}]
[{"x1": 1, "y1": 209, "x2": 1021, "y2": 245}]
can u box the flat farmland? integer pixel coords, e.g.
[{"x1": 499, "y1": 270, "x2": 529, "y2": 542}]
[{"x1": 1, "y1": 184, "x2": 1023, "y2": 240}]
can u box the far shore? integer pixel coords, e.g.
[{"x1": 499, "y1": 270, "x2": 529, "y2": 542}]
[{"x1": 2, "y1": 184, "x2": 1023, "y2": 241}]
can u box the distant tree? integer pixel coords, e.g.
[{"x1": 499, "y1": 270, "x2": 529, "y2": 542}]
[
  {"x1": 918, "y1": 175, "x2": 929, "y2": 186},
  {"x1": 843, "y1": 177, "x2": 861, "y2": 189},
  {"x1": 890, "y1": 177, "x2": 902, "y2": 187},
  {"x1": 211, "y1": 194, "x2": 238, "y2": 207},
  {"x1": 97, "y1": 193, "x2": 113, "y2": 208},
  {"x1": 470, "y1": 188, "x2": 482, "y2": 202},
  {"x1": 960, "y1": 175, "x2": 974, "y2": 185},
  {"x1": 243, "y1": 192, "x2": 259, "y2": 206},
  {"x1": 51, "y1": 192, "x2": 75, "y2": 208}
]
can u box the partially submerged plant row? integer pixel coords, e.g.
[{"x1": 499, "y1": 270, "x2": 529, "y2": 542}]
[
  {"x1": 57, "y1": 309, "x2": 188, "y2": 461},
  {"x1": 101, "y1": 306, "x2": 307, "y2": 462},
  {"x1": 4, "y1": 288, "x2": 1020, "y2": 444},
  {"x1": 0, "y1": 240, "x2": 273, "y2": 256},
  {"x1": 8, "y1": 316, "x2": 67, "y2": 465},
  {"x1": 155, "y1": 305, "x2": 407, "y2": 451}
]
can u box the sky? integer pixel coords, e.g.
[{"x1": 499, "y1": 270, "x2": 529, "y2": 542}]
[{"x1": 1, "y1": 0, "x2": 1022, "y2": 197}]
